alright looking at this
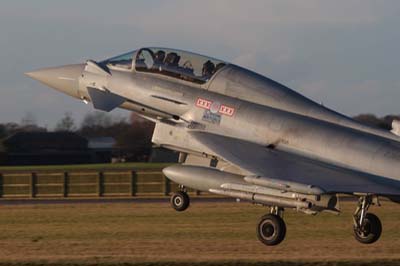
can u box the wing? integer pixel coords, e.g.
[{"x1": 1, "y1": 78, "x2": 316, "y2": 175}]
[{"x1": 189, "y1": 131, "x2": 400, "y2": 195}]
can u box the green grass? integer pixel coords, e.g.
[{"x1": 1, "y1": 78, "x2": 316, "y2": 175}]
[
  {"x1": 0, "y1": 200, "x2": 399, "y2": 265},
  {"x1": 0, "y1": 162, "x2": 172, "y2": 172}
]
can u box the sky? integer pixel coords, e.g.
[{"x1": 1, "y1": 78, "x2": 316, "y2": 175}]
[{"x1": 1, "y1": 0, "x2": 400, "y2": 129}]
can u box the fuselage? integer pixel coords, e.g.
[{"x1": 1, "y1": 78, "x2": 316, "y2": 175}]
[
  {"x1": 90, "y1": 65, "x2": 400, "y2": 181},
  {"x1": 26, "y1": 47, "x2": 400, "y2": 182}
]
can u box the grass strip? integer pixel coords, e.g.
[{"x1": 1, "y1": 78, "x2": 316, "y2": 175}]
[{"x1": 0, "y1": 259, "x2": 398, "y2": 266}]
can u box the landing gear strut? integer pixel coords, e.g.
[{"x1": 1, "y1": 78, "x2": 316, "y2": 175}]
[
  {"x1": 257, "y1": 207, "x2": 286, "y2": 246},
  {"x1": 170, "y1": 185, "x2": 190, "y2": 212},
  {"x1": 353, "y1": 195, "x2": 382, "y2": 244}
]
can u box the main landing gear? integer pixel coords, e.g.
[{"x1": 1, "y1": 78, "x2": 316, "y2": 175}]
[
  {"x1": 353, "y1": 195, "x2": 382, "y2": 244},
  {"x1": 170, "y1": 186, "x2": 190, "y2": 212},
  {"x1": 255, "y1": 196, "x2": 383, "y2": 246},
  {"x1": 257, "y1": 207, "x2": 286, "y2": 246},
  {"x1": 169, "y1": 188, "x2": 382, "y2": 246}
]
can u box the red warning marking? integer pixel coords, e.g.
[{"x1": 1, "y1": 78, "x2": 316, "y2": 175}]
[
  {"x1": 196, "y1": 98, "x2": 235, "y2": 117},
  {"x1": 196, "y1": 98, "x2": 212, "y2": 110},
  {"x1": 219, "y1": 105, "x2": 235, "y2": 116}
]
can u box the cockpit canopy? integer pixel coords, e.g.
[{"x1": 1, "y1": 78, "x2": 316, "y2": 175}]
[
  {"x1": 135, "y1": 47, "x2": 226, "y2": 84},
  {"x1": 101, "y1": 47, "x2": 226, "y2": 84},
  {"x1": 101, "y1": 50, "x2": 136, "y2": 70}
]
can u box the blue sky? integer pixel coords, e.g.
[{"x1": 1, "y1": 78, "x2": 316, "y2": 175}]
[{"x1": 1, "y1": 0, "x2": 400, "y2": 128}]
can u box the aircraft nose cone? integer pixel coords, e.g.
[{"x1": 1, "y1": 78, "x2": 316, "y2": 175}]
[{"x1": 25, "y1": 64, "x2": 85, "y2": 98}]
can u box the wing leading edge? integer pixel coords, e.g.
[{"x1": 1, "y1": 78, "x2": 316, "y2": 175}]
[{"x1": 189, "y1": 131, "x2": 400, "y2": 195}]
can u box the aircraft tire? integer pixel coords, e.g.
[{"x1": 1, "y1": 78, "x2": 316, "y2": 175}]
[
  {"x1": 353, "y1": 213, "x2": 382, "y2": 244},
  {"x1": 170, "y1": 191, "x2": 190, "y2": 212},
  {"x1": 257, "y1": 214, "x2": 286, "y2": 246}
]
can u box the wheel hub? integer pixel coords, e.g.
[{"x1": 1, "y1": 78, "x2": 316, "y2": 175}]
[
  {"x1": 260, "y1": 221, "x2": 276, "y2": 239},
  {"x1": 174, "y1": 197, "x2": 182, "y2": 206},
  {"x1": 356, "y1": 221, "x2": 371, "y2": 238}
]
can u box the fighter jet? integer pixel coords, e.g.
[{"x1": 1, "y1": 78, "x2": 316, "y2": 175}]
[{"x1": 26, "y1": 47, "x2": 400, "y2": 246}]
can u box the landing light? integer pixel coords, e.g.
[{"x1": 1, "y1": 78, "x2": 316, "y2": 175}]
[{"x1": 81, "y1": 97, "x2": 89, "y2": 104}]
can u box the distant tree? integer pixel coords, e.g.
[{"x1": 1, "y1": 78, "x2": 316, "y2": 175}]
[
  {"x1": 0, "y1": 125, "x2": 6, "y2": 139},
  {"x1": 353, "y1": 113, "x2": 400, "y2": 130},
  {"x1": 20, "y1": 112, "x2": 37, "y2": 127},
  {"x1": 3, "y1": 123, "x2": 20, "y2": 136},
  {"x1": 79, "y1": 111, "x2": 121, "y2": 139},
  {"x1": 80, "y1": 111, "x2": 113, "y2": 129},
  {"x1": 18, "y1": 113, "x2": 46, "y2": 132},
  {"x1": 114, "y1": 118, "x2": 155, "y2": 161},
  {"x1": 78, "y1": 111, "x2": 155, "y2": 161},
  {"x1": 55, "y1": 112, "x2": 76, "y2": 132},
  {"x1": 381, "y1": 115, "x2": 400, "y2": 130},
  {"x1": 353, "y1": 114, "x2": 386, "y2": 129},
  {"x1": 0, "y1": 121, "x2": 47, "y2": 138},
  {"x1": 130, "y1": 112, "x2": 148, "y2": 124}
]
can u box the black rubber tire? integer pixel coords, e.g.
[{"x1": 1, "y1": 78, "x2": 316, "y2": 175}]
[
  {"x1": 170, "y1": 191, "x2": 190, "y2": 212},
  {"x1": 257, "y1": 214, "x2": 286, "y2": 246},
  {"x1": 353, "y1": 213, "x2": 382, "y2": 244}
]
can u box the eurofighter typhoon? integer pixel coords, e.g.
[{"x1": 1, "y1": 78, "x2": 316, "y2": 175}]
[{"x1": 26, "y1": 47, "x2": 400, "y2": 245}]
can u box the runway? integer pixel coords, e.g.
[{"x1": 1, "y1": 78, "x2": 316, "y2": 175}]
[
  {"x1": 0, "y1": 200, "x2": 398, "y2": 266},
  {"x1": 0, "y1": 195, "x2": 358, "y2": 205},
  {"x1": 0, "y1": 197, "x2": 237, "y2": 205}
]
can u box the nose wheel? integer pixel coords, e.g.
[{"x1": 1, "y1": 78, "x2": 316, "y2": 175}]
[
  {"x1": 170, "y1": 190, "x2": 190, "y2": 212},
  {"x1": 353, "y1": 196, "x2": 382, "y2": 244},
  {"x1": 257, "y1": 207, "x2": 286, "y2": 246}
]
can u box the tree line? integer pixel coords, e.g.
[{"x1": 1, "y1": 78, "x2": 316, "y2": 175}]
[
  {"x1": 352, "y1": 114, "x2": 400, "y2": 130},
  {"x1": 0, "y1": 112, "x2": 155, "y2": 162}
]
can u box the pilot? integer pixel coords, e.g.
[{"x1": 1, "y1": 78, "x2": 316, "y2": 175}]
[
  {"x1": 153, "y1": 50, "x2": 166, "y2": 71},
  {"x1": 154, "y1": 50, "x2": 165, "y2": 64},
  {"x1": 202, "y1": 60, "x2": 215, "y2": 78},
  {"x1": 165, "y1": 52, "x2": 180, "y2": 67}
]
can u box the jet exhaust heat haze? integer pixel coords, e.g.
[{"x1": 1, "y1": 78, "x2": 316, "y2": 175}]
[{"x1": 26, "y1": 47, "x2": 400, "y2": 246}]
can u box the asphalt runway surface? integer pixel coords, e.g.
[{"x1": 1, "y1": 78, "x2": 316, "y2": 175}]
[
  {"x1": 0, "y1": 197, "x2": 238, "y2": 205},
  {"x1": 0, "y1": 196, "x2": 358, "y2": 206}
]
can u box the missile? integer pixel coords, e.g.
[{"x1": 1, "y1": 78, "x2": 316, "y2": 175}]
[
  {"x1": 219, "y1": 183, "x2": 319, "y2": 202},
  {"x1": 244, "y1": 175, "x2": 325, "y2": 195},
  {"x1": 209, "y1": 188, "x2": 312, "y2": 209}
]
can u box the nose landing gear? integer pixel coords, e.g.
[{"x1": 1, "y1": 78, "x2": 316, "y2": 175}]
[
  {"x1": 170, "y1": 186, "x2": 190, "y2": 212},
  {"x1": 353, "y1": 195, "x2": 382, "y2": 244}
]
